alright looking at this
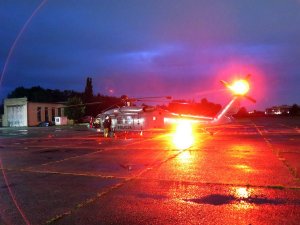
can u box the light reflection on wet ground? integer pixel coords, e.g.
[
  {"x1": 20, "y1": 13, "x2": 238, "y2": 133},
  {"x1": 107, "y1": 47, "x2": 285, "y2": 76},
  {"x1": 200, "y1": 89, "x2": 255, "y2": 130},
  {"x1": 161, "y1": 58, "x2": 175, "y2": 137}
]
[{"x1": 0, "y1": 118, "x2": 299, "y2": 224}]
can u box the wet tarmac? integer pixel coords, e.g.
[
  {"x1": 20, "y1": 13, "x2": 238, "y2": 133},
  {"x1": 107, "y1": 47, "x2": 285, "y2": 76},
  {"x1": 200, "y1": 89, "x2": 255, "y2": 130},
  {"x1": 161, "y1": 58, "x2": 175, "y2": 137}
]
[{"x1": 0, "y1": 117, "x2": 299, "y2": 225}]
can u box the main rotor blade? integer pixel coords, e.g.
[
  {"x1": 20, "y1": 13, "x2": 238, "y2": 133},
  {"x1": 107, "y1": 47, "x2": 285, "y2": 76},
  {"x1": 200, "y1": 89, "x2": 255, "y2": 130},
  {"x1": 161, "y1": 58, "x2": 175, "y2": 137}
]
[
  {"x1": 220, "y1": 80, "x2": 231, "y2": 89},
  {"x1": 244, "y1": 74, "x2": 251, "y2": 81},
  {"x1": 245, "y1": 95, "x2": 256, "y2": 103}
]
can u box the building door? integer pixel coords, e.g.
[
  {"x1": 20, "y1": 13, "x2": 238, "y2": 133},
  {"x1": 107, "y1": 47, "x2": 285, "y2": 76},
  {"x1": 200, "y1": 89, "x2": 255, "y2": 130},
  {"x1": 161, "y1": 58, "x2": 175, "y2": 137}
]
[{"x1": 7, "y1": 105, "x2": 27, "y2": 127}]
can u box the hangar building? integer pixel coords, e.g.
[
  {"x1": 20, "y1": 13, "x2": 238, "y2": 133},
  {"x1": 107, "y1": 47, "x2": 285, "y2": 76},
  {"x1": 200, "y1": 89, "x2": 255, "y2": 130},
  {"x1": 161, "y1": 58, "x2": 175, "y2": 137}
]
[{"x1": 2, "y1": 97, "x2": 66, "y2": 127}]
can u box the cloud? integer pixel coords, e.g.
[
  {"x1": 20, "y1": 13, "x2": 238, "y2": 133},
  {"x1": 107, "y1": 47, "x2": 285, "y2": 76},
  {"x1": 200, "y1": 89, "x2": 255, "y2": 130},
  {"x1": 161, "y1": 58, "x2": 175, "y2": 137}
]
[{"x1": 1, "y1": 0, "x2": 300, "y2": 109}]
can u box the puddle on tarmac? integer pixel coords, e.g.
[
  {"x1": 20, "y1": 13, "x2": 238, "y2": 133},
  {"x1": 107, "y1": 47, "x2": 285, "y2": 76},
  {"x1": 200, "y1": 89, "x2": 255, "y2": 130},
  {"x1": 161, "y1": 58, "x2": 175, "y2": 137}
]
[{"x1": 184, "y1": 194, "x2": 300, "y2": 206}]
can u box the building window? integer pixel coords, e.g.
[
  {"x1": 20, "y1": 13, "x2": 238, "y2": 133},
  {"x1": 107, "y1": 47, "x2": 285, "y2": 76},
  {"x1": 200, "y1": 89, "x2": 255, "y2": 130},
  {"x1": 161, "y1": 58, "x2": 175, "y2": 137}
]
[
  {"x1": 37, "y1": 107, "x2": 41, "y2": 122},
  {"x1": 45, "y1": 107, "x2": 49, "y2": 121},
  {"x1": 52, "y1": 108, "x2": 55, "y2": 121},
  {"x1": 58, "y1": 108, "x2": 61, "y2": 117}
]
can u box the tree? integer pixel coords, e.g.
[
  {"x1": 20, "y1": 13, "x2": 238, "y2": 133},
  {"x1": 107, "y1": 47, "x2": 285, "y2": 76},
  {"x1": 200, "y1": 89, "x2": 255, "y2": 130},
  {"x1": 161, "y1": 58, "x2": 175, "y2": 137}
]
[
  {"x1": 290, "y1": 104, "x2": 300, "y2": 116},
  {"x1": 8, "y1": 86, "x2": 28, "y2": 98},
  {"x1": 7, "y1": 86, "x2": 81, "y2": 102},
  {"x1": 234, "y1": 107, "x2": 248, "y2": 118},
  {"x1": 64, "y1": 96, "x2": 85, "y2": 121},
  {"x1": 83, "y1": 77, "x2": 94, "y2": 115},
  {"x1": 201, "y1": 98, "x2": 208, "y2": 105},
  {"x1": 83, "y1": 77, "x2": 93, "y2": 102}
]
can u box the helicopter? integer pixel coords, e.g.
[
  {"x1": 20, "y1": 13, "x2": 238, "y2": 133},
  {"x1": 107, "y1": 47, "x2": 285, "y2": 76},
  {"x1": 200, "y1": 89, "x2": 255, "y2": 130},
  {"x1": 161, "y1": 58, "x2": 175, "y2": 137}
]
[{"x1": 92, "y1": 75, "x2": 255, "y2": 135}]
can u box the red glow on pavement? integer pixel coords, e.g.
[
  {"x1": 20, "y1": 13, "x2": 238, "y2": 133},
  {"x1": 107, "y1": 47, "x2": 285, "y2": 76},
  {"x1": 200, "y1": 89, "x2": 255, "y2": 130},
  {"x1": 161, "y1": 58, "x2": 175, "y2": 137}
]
[
  {"x1": 178, "y1": 151, "x2": 193, "y2": 164},
  {"x1": 234, "y1": 164, "x2": 254, "y2": 173},
  {"x1": 229, "y1": 144, "x2": 255, "y2": 173}
]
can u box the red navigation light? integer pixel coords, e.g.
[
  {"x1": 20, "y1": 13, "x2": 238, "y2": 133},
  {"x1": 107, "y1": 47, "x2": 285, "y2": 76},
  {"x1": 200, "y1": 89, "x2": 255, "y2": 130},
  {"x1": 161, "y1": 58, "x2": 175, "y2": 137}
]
[{"x1": 230, "y1": 79, "x2": 250, "y2": 95}]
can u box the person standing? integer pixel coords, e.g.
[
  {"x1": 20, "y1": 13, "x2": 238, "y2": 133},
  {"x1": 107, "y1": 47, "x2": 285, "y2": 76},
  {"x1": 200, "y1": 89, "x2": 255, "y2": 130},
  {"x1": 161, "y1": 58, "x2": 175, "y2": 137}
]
[
  {"x1": 89, "y1": 116, "x2": 94, "y2": 128},
  {"x1": 103, "y1": 116, "x2": 111, "y2": 137}
]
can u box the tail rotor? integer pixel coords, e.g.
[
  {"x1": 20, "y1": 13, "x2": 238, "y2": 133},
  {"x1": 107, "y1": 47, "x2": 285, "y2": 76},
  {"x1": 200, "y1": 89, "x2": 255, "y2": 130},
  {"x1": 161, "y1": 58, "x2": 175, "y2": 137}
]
[{"x1": 220, "y1": 74, "x2": 256, "y2": 103}]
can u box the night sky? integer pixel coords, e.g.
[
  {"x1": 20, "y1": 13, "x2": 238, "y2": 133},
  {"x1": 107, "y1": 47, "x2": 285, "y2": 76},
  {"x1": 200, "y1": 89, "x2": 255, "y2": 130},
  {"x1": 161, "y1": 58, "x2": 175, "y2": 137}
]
[{"x1": 1, "y1": 0, "x2": 300, "y2": 110}]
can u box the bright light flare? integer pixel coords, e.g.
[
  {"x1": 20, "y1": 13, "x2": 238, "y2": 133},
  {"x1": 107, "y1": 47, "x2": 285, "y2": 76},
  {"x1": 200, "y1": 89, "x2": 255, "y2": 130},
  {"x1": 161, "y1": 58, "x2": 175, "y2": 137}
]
[
  {"x1": 230, "y1": 187, "x2": 254, "y2": 210},
  {"x1": 172, "y1": 120, "x2": 194, "y2": 150},
  {"x1": 235, "y1": 187, "x2": 251, "y2": 199},
  {"x1": 230, "y1": 79, "x2": 250, "y2": 95}
]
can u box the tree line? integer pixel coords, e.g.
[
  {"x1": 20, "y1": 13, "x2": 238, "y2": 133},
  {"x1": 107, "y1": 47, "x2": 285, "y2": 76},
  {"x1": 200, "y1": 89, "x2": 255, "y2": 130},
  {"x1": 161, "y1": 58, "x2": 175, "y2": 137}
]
[
  {"x1": 6, "y1": 78, "x2": 121, "y2": 120},
  {"x1": 5, "y1": 77, "x2": 225, "y2": 120}
]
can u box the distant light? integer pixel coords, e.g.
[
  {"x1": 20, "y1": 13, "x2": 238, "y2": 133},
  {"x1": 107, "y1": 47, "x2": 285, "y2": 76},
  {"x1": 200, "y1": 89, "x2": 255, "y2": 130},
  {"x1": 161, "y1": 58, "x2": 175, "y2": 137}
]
[{"x1": 230, "y1": 79, "x2": 250, "y2": 95}]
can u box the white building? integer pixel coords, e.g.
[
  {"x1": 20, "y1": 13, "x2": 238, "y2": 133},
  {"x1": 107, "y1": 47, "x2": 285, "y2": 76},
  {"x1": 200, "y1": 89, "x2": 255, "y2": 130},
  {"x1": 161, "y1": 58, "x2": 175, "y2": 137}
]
[
  {"x1": 265, "y1": 105, "x2": 292, "y2": 115},
  {"x1": 2, "y1": 97, "x2": 66, "y2": 127}
]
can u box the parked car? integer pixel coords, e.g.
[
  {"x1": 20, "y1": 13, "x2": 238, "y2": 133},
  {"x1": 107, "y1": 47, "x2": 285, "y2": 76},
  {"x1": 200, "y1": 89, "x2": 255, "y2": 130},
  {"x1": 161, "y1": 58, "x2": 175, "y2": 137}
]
[{"x1": 38, "y1": 121, "x2": 54, "y2": 127}]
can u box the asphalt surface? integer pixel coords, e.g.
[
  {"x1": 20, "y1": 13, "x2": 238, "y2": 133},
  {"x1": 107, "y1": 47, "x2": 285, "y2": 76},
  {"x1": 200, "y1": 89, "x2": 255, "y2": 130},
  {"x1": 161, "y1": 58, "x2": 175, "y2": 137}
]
[{"x1": 0, "y1": 117, "x2": 299, "y2": 225}]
